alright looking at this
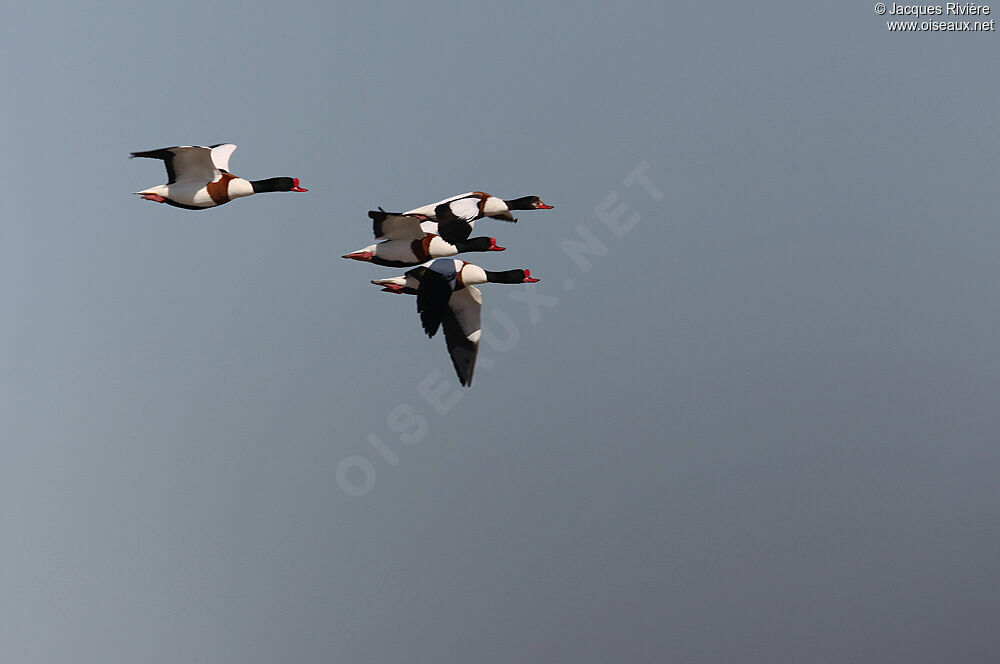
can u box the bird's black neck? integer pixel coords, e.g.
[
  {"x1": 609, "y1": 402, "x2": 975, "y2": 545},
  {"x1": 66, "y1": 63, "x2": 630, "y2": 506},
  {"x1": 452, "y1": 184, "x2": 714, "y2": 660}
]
[
  {"x1": 503, "y1": 196, "x2": 538, "y2": 211},
  {"x1": 454, "y1": 237, "x2": 494, "y2": 253},
  {"x1": 485, "y1": 269, "x2": 526, "y2": 284},
  {"x1": 250, "y1": 177, "x2": 295, "y2": 193}
]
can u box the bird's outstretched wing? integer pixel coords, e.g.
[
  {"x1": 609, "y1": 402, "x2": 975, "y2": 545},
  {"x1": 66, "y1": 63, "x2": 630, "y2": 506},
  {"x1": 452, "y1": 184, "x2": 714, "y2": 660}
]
[
  {"x1": 209, "y1": 143, "x2": 238, "y2": 173},
  {"x1": 434, "y1": 196, "x2": 483, "y2": 244},
  {"x1": 130, "y1": 145, "x2": 222, "y2": 184},
  {"x1": 369, "y1": 209, "x2": 428, "y2": 241},
  {"x1": 410, "y1": 266, "x2": 454, "y2": 338},
  {"x1": 442, "y1": 286, "x2": 483, "y2": 386}
]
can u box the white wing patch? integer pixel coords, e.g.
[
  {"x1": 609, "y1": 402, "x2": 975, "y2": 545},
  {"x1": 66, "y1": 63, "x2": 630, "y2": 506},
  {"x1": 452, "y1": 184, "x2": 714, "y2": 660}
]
[
  {"x1": 450, "y1": 286, "x2": 483, "y2": 340},
  {"x1": 210, "y1": 144, "x2": 238, "y2": 172},
  {"x1": 446, "y1": 197, "x2": 482, "y2": 222},
  {"x1": 168, "y1": 146, "x2": 221, "y2": 184},
  {"x1": 443, "y1": 285, "x2": 483, "y2": 386}
]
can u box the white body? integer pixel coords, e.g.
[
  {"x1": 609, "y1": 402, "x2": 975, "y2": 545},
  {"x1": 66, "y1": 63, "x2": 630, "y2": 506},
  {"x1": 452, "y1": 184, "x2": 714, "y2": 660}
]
[
  {"x1": 135, "y1": 177, "x2": 255, "y2": 208},
  {"x1": 371, "y1": 260, "x2": 488, "y2": 290},
  {"x1": 404, "y1": 192, "x2": 509, "y2": 221},
  {"x1": 346, "y1": 236, "x2": 463, "y2": 263}
]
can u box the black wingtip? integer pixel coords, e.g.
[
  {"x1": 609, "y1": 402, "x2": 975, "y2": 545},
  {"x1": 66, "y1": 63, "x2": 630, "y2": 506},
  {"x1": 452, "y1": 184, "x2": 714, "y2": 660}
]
[
  {"x1": 436, "y1": 222, "x2": 473, "y2": 246},
  {"x1": 450, "y1": 349, "x2": 475, "y2": 387},
  {"x1": 415, "y1": 269, "x2": 451, "y2": 341},
  {"x1": 370, "y1": 209, "x2": 388, "y2": 238},
  {"x1": 129, "y1": 149, "x2": 171, "y2": 160},
  {"x1": 421, "y1": 318, "x2": 442, "y2": 338}
]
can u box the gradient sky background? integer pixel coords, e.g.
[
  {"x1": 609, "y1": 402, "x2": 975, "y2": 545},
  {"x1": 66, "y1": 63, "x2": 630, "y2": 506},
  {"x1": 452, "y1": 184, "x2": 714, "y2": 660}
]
[{"x1": 3, "y1": 2, "x2": 999, "y2": 662}]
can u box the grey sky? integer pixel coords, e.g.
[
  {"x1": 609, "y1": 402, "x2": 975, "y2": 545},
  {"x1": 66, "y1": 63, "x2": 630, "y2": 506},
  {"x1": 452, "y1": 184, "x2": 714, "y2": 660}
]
[{"x1": 3, "y1": 2, "x2": 999, "y2": 662}]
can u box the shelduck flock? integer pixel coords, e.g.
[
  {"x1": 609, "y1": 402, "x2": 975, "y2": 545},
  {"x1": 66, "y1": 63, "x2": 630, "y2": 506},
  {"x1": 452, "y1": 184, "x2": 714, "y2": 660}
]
[{"x1": 131, "y1": 143, "x2": 554, "y2": 386}]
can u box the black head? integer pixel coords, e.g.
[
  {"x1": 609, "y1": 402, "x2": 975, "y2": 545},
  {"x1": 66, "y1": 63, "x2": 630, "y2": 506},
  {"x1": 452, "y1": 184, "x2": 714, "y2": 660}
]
[
  {"x1": 503, "y1": 195, "x2": 553, "y2": 211},
  {"x1": 485, "y1": 269, "x2": 540, "y2": 284},
  {"x1": 455, "y1": 237, "x2": 506, "y2": 253},
  {"x1": 250, "y1": 177, "x2": 308, "y2": 193}
]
